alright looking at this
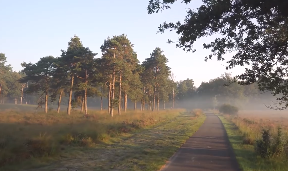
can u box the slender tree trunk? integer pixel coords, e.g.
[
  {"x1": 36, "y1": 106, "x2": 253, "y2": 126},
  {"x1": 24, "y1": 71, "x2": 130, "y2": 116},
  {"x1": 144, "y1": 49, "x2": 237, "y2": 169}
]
[
  {"x1": 45, "y1": 91, "x2": 48, "y2": 113},
  {"x1": 163, "y1": 100, "x2": 165, "y2": 110},
  {"x1": 157, "y1": 93, "x2": 160, "y2": 111},
  {"x1": 84, "y1": 88, "x2": 88, "y2": 115},
  {"x1": 153, "y1": 91, "x2": 156, "y2": 111},
  {"x1": 20, "y1": 87, "x2": 23, "y2": 105},
  {"x1": 81, "y1": 95, "x2": 85, "y2": 113},
  {"x1": 100, "y1": 96, "x2": 103, "y2": 110},
  {"x1": 110, "y1": 52, "x2": 116, "y2": 117},
  {"x1": 0, "y1": 86, "x2": 2, "y2": 104},
  {"x1": 57, "y1": 90, "x2": 63, "y2": 113},
  {"x1": 108, "y1": 91, "x2": 111, "y2": 114},
  {"x1": 141, "y1": 87, "x2": 145, "y2": 111},
  {"x1": 110, "y1": 73, "x2": 115, "y2": 117},
  {"x1": 67, "y1": 75, "x2": 74, "y2": 115},
  {"x1": 118, "y1": 73, "x2": 122, "y2": 115},
  {"x1": 172, "y1": 88, "x2": 175, "y2": 108},
  {"x1": 124, "y1": 92, "x2": 127, "y2": 112},
  {"x1": 149, "y1": 101, "x2": 152, "y2": 111},
  {"x1": 84, "y1": 70, "x2": 88, "y2": 115},
  {"x1": 100, "y1": 86, "x2": 103, "y2": 111},
  {"x1": 108, "y1": 81, "x2": 112, "y2": 114},
  {"x1": 134, "y1": 100, "x2": 137, "y2": 110}
]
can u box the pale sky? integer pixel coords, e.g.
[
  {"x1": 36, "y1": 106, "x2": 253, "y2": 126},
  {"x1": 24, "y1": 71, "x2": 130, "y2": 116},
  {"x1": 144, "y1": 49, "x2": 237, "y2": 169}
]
[{"x1": 0, "y1": 0, "x2": 245, "y2": 87}]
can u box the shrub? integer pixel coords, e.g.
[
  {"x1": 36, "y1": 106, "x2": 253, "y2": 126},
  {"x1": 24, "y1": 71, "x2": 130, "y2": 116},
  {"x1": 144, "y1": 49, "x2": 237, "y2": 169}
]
[
  {"x1": 272, "y1": 127, "x2": 285, "y2": 157},
  {"x1": 190, "y1": 109, "x2": 203, "y2": 117},
  {"x1": 219, "y1": 104, "x2": 238, "y2": 115},
  {"x1": 255, "y1": 128, "x2": 286, "y2": 159},
  {"x1": 255, "y1": 129, "x2": 272, "y2": 159}
]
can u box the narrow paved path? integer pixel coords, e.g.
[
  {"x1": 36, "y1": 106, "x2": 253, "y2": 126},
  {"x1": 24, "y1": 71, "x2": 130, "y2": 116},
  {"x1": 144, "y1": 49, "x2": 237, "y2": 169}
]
[{"x1": 160, "y1": 113, "x2": 240, "y2": 171}]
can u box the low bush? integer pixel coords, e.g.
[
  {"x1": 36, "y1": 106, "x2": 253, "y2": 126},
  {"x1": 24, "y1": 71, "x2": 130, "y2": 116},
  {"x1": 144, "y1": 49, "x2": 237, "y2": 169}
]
[
  {"x1": 219, "y1": 104, "x2": 238, "y2": 115},
  {"x1": 255, "y1": 127, "x2": 286, "y2": 159},
  {"x1": 190, "y1": 109, "x2": 204, "y2": 117}
]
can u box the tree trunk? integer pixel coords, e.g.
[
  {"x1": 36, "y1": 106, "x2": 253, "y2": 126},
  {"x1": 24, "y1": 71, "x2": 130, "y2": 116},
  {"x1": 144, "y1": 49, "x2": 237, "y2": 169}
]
[
  {"x1": 81, "y1": 96, "x2": 84, "y2": 113},
  {"x1": 100, "y1": 86, "x2": 103, "y2": 111},
  {"x1": 108, "y1": 81, "x2": 111, "y2": 114},
  {"x1": 118, "y1": 73, "x2": 122, "y2": 115},
  {"x1": 163, "y1": 100, "x2": 165, "y2": 110},
  {"x1": 84, "y1": 88, "x2": 88, "y2": 115},
  {"x1": 21, "y1": 86, "x2": 24, "y2": 105},
  {"x1": 110, "y1": 73, "x2": 115, "y2": 117},
  {"x1": 172, "y1": 88, "x2": 175, "y2": 108},
  {"x1": 134, "y1": 100, "x2": 137, "y2": 110},
  {"x1": 45, "y1": 91, "x2": 48, "y2": 113},
  {"x1": 124, "y1": 92, "x2": 127, "y2": 112},
  {"x1": 100, "y1": 96, "x2": 103, "y2": 111},
  {"x1": 57, "y1": 90, "x2": 63, "y2": 113},
  {"x1": 84, "y1": 70, "x2": 88, "y2": 115},
  {"x1": 157, "y1": 93, "x2": 159, "y2": 111},
  {"x1": 153, "y1": 92, "x2": 156, "y2": 111},
  {"x1": 67, "y1": 75, "x2": 74, "y2": 115},
  {"x1": 141, "y1": 87, "x2": 145, "y2": 111},
  {"x1": 149, "y1": 101, "x2": 152, "y2": 111},
  {"x1": 110, "y1": 52, "x2": 116, "y2": 117}
]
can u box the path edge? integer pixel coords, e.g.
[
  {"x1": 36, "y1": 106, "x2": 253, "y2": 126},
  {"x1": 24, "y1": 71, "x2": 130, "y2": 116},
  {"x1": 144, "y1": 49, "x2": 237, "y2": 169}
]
[
  {"x1": 217, "y1": 114, "x2": 242, "y2": 171},
  {"x1": 158, "y1": 113, "x2": 207, "y2": 171}
]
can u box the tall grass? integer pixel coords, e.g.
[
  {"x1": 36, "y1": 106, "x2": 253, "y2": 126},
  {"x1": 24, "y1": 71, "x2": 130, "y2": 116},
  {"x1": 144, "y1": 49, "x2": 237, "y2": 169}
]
[
  {"x1": 220, "y1": 111, "x2": 288, "y2": 171},
  {"x1": 224, "y1": 114, "x2": 288, "y2": 145},
  {"x1": 0, "y1": 107, "x2": 183, "y2": 168}
]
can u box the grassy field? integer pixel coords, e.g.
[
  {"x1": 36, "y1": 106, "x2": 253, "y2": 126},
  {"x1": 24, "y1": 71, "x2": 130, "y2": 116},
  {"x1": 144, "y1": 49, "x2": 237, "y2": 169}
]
[
  {"x1": 0, "y1": 104, "x2": 205, "y2": 171},
  {"x1": 219, "y1": 110, "x2": 288, "y2": 171}
]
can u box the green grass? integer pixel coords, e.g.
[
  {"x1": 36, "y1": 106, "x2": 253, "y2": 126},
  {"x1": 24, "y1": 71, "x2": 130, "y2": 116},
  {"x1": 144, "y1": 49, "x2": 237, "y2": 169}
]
[
  {"x1": 219, "y1": 115, "x2": 288, "y2": 171},
  {"x1": 13, "y1": 110, "x2": 205, "y2": 171}
]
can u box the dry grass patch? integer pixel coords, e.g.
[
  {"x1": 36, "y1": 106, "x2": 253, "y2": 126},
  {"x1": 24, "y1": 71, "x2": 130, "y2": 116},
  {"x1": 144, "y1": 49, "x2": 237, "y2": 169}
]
[
  {"x1": 0, "y1": 105, "x2": 184, "y2": 170},
  {"x1": 220, "y1": 109, "x2": 288, "y2": 171},
  {"x1": 23, "y1": 110, "x2": 205, "y2": 171}
]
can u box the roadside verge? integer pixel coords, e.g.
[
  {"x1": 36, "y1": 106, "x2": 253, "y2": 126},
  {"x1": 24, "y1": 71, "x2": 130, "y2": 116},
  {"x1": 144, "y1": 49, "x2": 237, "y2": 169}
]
[{"x1": 219, "y1": 115, "x2": 288, "y2": 171}]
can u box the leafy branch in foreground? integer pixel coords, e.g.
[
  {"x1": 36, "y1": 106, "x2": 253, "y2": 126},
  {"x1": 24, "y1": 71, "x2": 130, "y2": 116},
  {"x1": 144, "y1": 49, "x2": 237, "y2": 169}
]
[{"x1": 148, "y1": 0, "x2": 288, "y2": 109}]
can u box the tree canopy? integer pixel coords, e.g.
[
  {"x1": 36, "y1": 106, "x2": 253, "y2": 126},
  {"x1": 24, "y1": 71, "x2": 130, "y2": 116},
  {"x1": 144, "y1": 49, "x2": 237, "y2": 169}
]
[{"x1": 147, "y1": 0, "x2": 288, "y2": 109}]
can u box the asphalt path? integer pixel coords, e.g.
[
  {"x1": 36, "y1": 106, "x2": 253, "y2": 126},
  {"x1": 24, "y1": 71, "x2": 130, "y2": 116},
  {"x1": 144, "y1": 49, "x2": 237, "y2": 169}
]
[{"x1": 160, "y1": 113, "x2": 241, "y2": 171}]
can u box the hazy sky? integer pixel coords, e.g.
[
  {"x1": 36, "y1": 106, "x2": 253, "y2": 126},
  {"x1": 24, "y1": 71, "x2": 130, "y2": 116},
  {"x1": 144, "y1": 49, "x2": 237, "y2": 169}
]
[{"x1": 0, "y1": 0, "x2": 245, "y2": 87}]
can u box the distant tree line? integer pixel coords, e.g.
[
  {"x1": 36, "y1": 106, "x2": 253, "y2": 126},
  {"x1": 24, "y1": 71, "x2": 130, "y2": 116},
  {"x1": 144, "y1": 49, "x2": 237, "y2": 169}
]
[
  {"x1": 0, "y1": 35, "x2": 277, "y2": 115},
  {"x1": 1, "y1": 35, "x2": 175, "y2": 116}
]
